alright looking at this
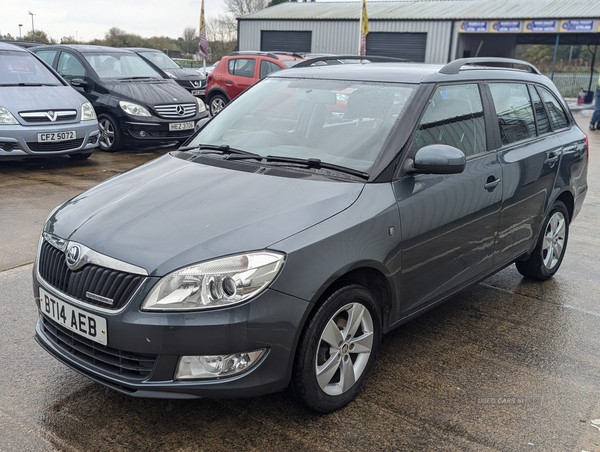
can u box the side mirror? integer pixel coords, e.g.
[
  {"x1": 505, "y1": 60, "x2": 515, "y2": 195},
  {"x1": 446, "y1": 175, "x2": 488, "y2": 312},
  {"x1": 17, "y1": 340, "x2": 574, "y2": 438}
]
[
  {"x1": 409, "y1": 144, "x2": 466, "y2": 175},
  {"x1": 71, "y1": 78, "x2": 88, "y2": 87},
  {"x1": 194, "y1": 117, "x2": 211, "y2": 132}
]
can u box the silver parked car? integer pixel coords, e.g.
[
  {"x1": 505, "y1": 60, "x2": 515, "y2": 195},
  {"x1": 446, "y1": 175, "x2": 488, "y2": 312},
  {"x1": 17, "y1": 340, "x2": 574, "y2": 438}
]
[{"x1": 0, "y1": 42, "x2": 99, "y2": 161}]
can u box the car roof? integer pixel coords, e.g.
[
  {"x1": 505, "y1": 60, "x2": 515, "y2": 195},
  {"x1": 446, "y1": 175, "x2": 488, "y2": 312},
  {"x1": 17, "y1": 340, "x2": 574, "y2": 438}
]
[
  {"x1": 41, "y1": 44, "x2": 136, "y2": 54},
  {"x1": 124, "y1": 47, "x2": 162, "y2": 53},
  {"x1": 0, "y1": 42, "x2": 30, "y2": 52},
  {"x1": 272, "y1": 61, "x2": 550, "y2": 85}
]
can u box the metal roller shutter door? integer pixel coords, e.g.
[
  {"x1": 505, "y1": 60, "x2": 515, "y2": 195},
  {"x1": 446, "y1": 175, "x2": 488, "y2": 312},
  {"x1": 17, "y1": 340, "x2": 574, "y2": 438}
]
[
  {"x1": 366, "y1": 32, "x2": 427, "y2": 62},
  {"x1": 260, "y1": 31, "x2": 312, "y2": 53}
]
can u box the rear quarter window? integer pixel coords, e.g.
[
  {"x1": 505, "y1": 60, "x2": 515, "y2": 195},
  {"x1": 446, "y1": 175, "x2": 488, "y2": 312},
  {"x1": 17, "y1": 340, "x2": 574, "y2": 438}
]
[{"x1": 538, "y1": 87, "x2": 569, "y2": 130}]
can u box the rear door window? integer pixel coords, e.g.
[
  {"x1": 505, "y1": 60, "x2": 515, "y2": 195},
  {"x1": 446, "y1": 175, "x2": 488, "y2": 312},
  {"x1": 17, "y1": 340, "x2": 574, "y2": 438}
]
[
  {"x1": 489, "y1": 83, "x2": 536, "y2": 146},
  {"x1": 227, "y1": 58, "x2": 256, "y2": 78},
  {"x1": 538, "y1": 87, "x2": 569, "y2": 130},
  {"x1": 412, "y1": 83, "x2": 486, "y2": 158},
  {"x1": 528, "y1": 85, "x2": 551, "y2": 135}
]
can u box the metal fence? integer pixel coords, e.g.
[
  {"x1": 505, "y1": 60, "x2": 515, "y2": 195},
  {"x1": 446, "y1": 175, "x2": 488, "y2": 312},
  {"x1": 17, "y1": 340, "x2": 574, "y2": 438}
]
[{"x1": 543, "y1": 72, "x2": 599, "y2": 98}]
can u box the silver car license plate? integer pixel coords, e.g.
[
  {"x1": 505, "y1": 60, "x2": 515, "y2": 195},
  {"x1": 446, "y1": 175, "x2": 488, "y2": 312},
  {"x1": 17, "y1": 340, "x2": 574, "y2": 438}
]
[
  {"x1": 169, "y1": 121, "x2": 195, "y2": 131},
  {"x1": 37, "y1": 131, "x2": 76, "y2": 142},
  {"x1": 39, "y1": 287, "x2": 108, "y2": 345},
  {"x1": 192, "y1": 90, "x2": 204, "y2": 96}
]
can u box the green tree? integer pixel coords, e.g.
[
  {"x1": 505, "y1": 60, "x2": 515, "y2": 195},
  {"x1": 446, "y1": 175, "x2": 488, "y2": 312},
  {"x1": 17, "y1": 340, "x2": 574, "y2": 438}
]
[
  {"x1": 181, "y1": 27, "x2": 198, "y2": 55},
  {"x1": 60, "y1": 36, "x2": 77, "y2": 44},
  {"x1": 23, "y1": 30, "x2": 53, "y2": 44}
]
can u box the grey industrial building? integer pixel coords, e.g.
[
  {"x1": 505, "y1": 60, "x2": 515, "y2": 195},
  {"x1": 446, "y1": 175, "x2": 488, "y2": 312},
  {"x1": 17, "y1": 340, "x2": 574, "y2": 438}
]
[{"x1": 237, "y1": 0, "x2": 600, "y2": 64}]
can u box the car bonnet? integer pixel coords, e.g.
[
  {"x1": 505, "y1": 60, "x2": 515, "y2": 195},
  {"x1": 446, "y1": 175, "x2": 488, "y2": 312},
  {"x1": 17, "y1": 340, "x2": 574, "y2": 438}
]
[
  {"x1": 45, "y1": 154, "x2": 364, "y2": 276},
  {"x1": 101, "y1": 79, "x2": 197, "y2": 106},
  {"x1": 1, "y1": 85, "x2": 88, "y2": 117}
]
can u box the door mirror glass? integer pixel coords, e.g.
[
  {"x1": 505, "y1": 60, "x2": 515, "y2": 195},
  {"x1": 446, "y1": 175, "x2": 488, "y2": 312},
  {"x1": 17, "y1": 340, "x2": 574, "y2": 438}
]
[{"x1": 413, "y1": 144, "x2": 466, "y2": 174}]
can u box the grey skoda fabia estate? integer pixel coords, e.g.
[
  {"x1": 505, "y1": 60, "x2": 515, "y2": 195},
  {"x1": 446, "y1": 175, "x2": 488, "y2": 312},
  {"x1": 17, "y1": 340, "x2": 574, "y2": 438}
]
[{"x1": 33, "y1": 58, "x2": 588, "y2": 412}]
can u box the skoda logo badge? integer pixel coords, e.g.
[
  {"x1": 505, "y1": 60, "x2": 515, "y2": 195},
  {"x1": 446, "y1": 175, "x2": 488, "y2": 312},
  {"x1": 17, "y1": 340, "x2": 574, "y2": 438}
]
[
  {"x1": 65, "y1": 244, "x2": 82, "y2": 269},
  {"x1": 176, "y1": 105, "x2": 185, "y2": 115}
]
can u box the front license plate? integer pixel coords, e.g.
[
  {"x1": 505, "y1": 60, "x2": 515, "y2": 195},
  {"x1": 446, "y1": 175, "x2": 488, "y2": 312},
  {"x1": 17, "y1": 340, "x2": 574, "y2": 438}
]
[
  {"x1": 37, "y1": 130, "x2": 76, "y2": 142},
  {"x1": 39, "y1": 287, "x2": 108, "y2": 345},
  {"x1": 192, "y1": 90, "x2": 204, "y2": 96},
  {"x1": 169, "y1": 121, "x2": 194, "y2": 131}
]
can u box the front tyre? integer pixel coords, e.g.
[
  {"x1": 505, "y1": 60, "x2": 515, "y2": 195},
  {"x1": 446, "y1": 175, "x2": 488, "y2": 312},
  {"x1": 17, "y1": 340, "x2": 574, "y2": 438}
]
[
  {"x1": 516, "y1": 200, "x2": 569, "y2": 280},
  {"x1": 97, "y1": 114, "x2": 123, "y2": 152},
  {"x1": 292, "y1": 285, "x2": 381, "y2": 413}
]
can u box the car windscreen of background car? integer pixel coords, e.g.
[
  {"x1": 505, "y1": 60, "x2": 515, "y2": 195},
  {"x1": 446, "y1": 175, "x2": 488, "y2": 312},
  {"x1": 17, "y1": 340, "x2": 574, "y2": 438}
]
[
  {"x1": 0, "y1": 51, "x2": 62, "y2": 86},
  {"x1": 84, "y1": 53, "x2": 162, "y2": 79},
  {"x1": 139, "y1": 52, "x2": 180, "y2": 70},
  {"x1": 190, "y1": 78, "x2": 415, "y2": 173}
]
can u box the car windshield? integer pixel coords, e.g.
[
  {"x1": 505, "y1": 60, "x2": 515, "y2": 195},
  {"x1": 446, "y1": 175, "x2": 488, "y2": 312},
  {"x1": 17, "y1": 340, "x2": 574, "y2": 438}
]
[
  {"x1": 189, "y1": 78, "x2": 415, "y2": 173},
  {"x1": 84, "y1": 52, "x2": 162, "y2": 79},
  {"x1": 0, "y1": 50, "x2": 62, "y2": 86},
  {"x1": 138, "y1": 51, "x2": 180, "y2": 70}
]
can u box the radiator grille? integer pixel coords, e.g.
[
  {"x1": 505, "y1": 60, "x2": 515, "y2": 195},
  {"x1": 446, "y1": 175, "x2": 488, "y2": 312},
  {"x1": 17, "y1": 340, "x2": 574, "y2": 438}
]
[{"x1": 38, "y1": 240, "x2": 144, "y2": 310}]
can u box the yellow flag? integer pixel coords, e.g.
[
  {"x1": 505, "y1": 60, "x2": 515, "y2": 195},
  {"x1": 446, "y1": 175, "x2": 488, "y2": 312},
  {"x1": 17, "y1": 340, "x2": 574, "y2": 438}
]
[{"x1": 361, "y1": 0, "x2": 369, "y2": 37}]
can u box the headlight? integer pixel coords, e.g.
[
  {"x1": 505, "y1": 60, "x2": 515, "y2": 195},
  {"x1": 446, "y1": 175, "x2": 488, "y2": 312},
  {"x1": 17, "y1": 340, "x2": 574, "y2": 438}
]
[
  {"x1": 142, "y1": 251, "x2": 285, "y2": 311},
  {"x1": 196, "y1": 97, "x2": 206, "y2": 113},
  {"x1": 81, "y1": 102, "x2": 97, "y2": 121},
  {"x1": 119, "y1": 101, "x2": 151, "y2": 117},
  {"x1": 0, "y1": 107, "x2": 18, "y2": 125}
]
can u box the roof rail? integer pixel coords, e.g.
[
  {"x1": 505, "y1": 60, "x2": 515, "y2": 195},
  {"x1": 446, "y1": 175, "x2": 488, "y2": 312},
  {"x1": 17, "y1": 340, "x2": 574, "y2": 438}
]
[
  {"x1": 271, "y1": 51, "x2": 305, "y2": 59},
  {"x1": 440, "y1": 57, "x2": 541, "y2": 75},
  {"x1": 229, "y1": 51, "x2": 279, "y2": 59},
  {"x1": 294, "y1": 55, "x2": 409, "y2": 68}
]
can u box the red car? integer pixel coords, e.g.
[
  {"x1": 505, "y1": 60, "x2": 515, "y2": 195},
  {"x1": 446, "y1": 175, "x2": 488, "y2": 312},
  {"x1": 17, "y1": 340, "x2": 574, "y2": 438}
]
[{"x1": 205, "y1": 51, "x2": 305, "y2": 116}]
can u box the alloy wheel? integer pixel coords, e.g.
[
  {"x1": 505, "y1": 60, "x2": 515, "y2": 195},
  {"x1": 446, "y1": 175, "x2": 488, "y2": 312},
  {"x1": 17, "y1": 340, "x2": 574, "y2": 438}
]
[
  {"x1": 542, "y1": 211, "x2": 566, "y2": 270},
  {"x1": 315, "y1": 302, "x2": 374, "y2": 396},
  {"x1": 211, "y1": 97, "x2": 226, "y2": 115},
  {"x1": 98, "y1": 118, "x2": 115, "y2": 150}
]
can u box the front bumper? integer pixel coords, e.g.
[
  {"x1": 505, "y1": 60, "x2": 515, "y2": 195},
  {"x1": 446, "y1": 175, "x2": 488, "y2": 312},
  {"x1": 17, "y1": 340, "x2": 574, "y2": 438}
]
[
  {"x1": 33, "y1": 273, "x2": 310, "y2": 399},
  {"x1": 0, "y1": 121, "x2": 99, "y2": 160},
  {"x1": 120, "y1": 111, "x2": 208, "y2": 144}
]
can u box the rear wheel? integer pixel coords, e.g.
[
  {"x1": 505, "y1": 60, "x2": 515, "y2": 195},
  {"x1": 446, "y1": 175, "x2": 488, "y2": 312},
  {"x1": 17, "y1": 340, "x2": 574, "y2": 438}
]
[
  {"x1": 516, "y1": 200, "x2": 569, "y2": 280},
  {"x1": 292, "y1": 284, "x2": 381, "y2": 413},
  {"x1": 209, "y1": 94, "x2": 227, "y2": 116},
  {"x1": 98, "y1": 114, "x2": 123, "y2": 152}
]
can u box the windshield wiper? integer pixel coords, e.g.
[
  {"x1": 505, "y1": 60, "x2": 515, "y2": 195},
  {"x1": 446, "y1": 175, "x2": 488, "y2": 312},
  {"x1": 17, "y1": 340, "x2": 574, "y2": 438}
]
[
  {"x1": 0, "y1": 82, "x2": 56, "y2": 87},
  {"x1": 117, "y1": 76, "x2": 158, "y2": 81},
  {"x1": 178, "y1": 144, "x2": 260, "y2": 157},
  {"x1": 226, "y1": 154, "x2": 369, "y2": 180}
]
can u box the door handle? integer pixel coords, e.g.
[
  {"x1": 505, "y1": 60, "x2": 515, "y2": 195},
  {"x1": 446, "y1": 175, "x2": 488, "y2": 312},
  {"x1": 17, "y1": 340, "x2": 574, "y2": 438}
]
[
  {"x1": 225, "y1": 80, "x2": 232, "y2": 85},
  {"x1": 484, "y1": 177, "x2": 501, "y2": 191},
  {"x1": 546, "y1": 153, "x2": 559, "y2": 164}
]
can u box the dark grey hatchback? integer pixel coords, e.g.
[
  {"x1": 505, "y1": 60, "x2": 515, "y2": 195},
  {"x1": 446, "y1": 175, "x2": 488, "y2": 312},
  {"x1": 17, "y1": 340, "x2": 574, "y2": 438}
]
[{"x1": 33, "y1": 58, "x2": 588, "y2": 412}]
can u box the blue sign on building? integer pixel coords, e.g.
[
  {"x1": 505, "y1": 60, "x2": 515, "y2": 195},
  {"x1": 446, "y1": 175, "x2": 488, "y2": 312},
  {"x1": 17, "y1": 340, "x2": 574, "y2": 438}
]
[{"x1": 560, "y1": 20, "x2": 594, "y2": 32}]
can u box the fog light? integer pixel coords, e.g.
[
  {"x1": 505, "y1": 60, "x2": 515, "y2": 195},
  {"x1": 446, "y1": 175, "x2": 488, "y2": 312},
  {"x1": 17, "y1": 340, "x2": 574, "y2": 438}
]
[
  {"x1": 139, "y1": 130, "x2": 147, "y2": 137},
  {"x1": 175, "y1": 349, "x2": 266, "y2": 380},
  {"x1": 2, "y1": 143, "x2": 14, "y2": 152}
]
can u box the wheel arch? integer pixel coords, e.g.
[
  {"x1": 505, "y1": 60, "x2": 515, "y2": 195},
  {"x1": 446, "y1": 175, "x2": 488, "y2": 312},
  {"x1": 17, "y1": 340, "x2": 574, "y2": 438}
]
[
  {"x1": 206, "y1": 88, "x2": 230, "y2": 104},
  {"x1": 555, "y1": 189, "x2": 575, "y2": 223},
  {"x1": 304, "y1": 263, "x2": 395, "y2": 337}
]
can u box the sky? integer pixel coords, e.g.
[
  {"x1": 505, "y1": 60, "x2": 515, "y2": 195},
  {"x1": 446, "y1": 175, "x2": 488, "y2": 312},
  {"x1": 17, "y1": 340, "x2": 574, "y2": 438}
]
[{"x1": 0, "y1": 0, "x2": 234, "y2": 43}]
